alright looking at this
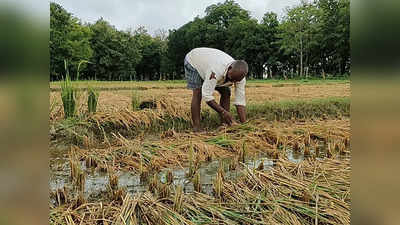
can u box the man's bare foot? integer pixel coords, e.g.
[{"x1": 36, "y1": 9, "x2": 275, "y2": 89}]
[
  {"x1": 231, "y1": 120, "x2": 239, "y2": 126},
  {"x1": 217, "y1": 124, "x2": 228, "y2": 132},
  {"x1": 193, "y1": 126, "x2": 201, "y2": 133},
  {"x1": 220, "y1": 120, "x2": 238, "y2": 127}
]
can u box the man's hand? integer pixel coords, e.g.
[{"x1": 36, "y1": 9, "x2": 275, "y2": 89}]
[
  {"x1": 206, "y1": 100, "x2": 234, "y2": 126},
  {"x1": 220, "y1": 110, "x2": 233, "y2": 125}
]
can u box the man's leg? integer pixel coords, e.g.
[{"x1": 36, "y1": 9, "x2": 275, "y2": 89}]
[
  {"x1": 216, "y1": 87, "x2": 231, "y2": 124},
  {"x1": 191, "y1": 88, "x2": 202, "y2": 131},
  {"x1": 185, "y1": 56, "x2": 203, "y2": 131}
]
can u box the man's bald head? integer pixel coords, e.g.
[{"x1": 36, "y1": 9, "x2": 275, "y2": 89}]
[{"x1": 227, "y1": 60, "x2": 248, "y2": 82}]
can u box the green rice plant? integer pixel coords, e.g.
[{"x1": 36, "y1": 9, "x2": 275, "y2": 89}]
[
  {"x1": 76, "y1": 60, "x2": 90, "y2": 81},
  {"x1": 131, "y1": 90, "x2": 141, "y2": 111},
  {"x1": 61, "y1": 60, "x2": 91, "y2": 118},
  {"x1": 87, "y1": 85, "x2": 99, "y2": 114},
  {"x1": 61, "y1": 61, "x2": 76, "y2": 118}
]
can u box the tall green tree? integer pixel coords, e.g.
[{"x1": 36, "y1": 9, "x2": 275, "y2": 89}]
[
  {"x1": 278, "y1": 1, "x2": 321, "y2": 78},
  {"x1": 167, "y1": 23, "x2": 193, "y2": 80},
  {"x1": 317, "y1": 0, "x2": 350, "y2": 76},
  {"x1": 88, "y1": 19, "x2": 141, "y2": 81},
  {"x1": 260, "y1": 12, "x2": 280, "y2": 78},
  {"x1": 167, "y1": 0, "x2": 253, "y2": 77},
  {"x1": 225, "y1": 17, "x2": 264, "y2": 78},
  {"x1": 50, "y1": 2, "x2": 72, "y2": 80},
  {"x1": 134, "y1": 27, "x2": 164, "y2": 80},
  {"x1": 50, "y1": 2, "x2": 92, "y2": 80},
  {"x1": 205, "y1": 0, "x2": 250, "y2": 28},
  {"x1": 50, "y1": 0, "x2": 350, "y2": 81}
]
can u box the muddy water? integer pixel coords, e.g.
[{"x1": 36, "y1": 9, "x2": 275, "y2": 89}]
[
  {"x1": 50, "y1": 143, "x2": 346, "y2": 203},
  {"x1": 49, "y1": 156, "x2": 272, "y2": 198},
  {"x1": 50, "y1": 151, "x2": 302, "y2": 197}
]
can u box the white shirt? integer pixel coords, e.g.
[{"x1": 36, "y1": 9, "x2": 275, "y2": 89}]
[{"x1": 185, "y1": 47, "x2": 246, "y2": 106}]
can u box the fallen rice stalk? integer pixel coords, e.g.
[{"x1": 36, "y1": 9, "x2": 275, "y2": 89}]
[
  {"x1": 51, "y1": 157, "x2": 350, "y2": 224},
  {"x1": 50, "y1": 118, "x2": 350, "y2": 225}
]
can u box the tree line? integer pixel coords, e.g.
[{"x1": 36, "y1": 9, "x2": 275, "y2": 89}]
[{"x1": 50, "y1": 0, "x2": 350, "y2": 81}]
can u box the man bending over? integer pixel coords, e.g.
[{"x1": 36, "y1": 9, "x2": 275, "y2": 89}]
[{"x1": 184, "y1": 47, "x2": 248, "y2": 132}]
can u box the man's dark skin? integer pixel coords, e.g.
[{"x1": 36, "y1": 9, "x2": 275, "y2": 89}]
[{"x1": 191, "y1": 66, "x2": 247, "y2": 132}]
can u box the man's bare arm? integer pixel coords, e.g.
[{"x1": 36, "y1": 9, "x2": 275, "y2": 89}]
[
  {"x1": 207, "y1": 100, "x2": 225, "y2": 114},
  {"x1": 236, "y1": 105, "x2": 246, "y2": 123},
  {"x1": 207, "y1": 100, "x2": 233, "y2": 124}
]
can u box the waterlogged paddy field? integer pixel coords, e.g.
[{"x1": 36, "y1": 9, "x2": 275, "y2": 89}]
[{"x1": 49, "y1": 80, "x2": 351, "y2": 225}]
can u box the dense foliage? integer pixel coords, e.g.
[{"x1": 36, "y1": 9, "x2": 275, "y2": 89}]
[{"x1": 50, "y1": 0, "x2": 350, "y2": 81}]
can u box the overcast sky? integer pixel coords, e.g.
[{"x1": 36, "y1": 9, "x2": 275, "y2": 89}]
[{"x1": 52, "y1": 0, "x2": 301, "y2": 35}]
